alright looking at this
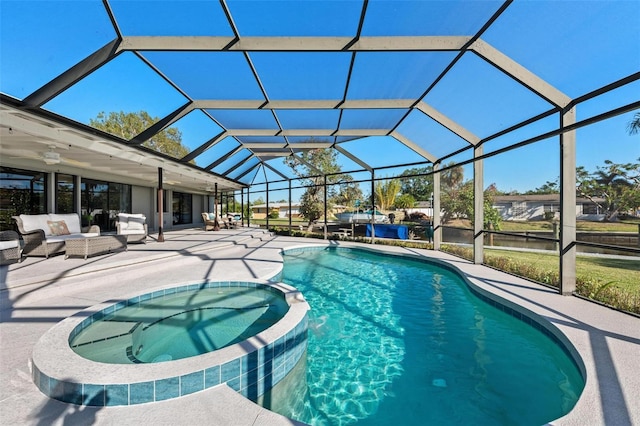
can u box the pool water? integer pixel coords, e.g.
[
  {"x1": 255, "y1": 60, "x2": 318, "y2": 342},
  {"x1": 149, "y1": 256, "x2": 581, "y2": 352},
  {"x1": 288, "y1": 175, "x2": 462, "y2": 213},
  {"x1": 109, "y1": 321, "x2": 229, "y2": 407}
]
[
  {"x1": 267, "y1": 247, "x2": 584, "y2": 426},
  {"x1": 70, "y1": 286, "x2": 289, "y2": 364}
]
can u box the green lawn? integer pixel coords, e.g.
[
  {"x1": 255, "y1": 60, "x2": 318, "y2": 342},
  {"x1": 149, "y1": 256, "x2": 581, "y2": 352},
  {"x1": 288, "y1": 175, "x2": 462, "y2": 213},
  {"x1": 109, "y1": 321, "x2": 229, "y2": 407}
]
[{"x1": 484, "y1": 248, "x2": 640, "y2": 295}]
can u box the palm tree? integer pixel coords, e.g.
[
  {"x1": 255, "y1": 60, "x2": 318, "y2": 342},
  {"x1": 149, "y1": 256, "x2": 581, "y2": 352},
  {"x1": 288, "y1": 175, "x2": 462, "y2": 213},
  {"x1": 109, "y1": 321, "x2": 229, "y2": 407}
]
[
  {"x1": 627, "y1": 111, "x2": 640, "y2": 135},
  {"x1": 374, "y1": 179, "x2": 401, "y2": 210}
]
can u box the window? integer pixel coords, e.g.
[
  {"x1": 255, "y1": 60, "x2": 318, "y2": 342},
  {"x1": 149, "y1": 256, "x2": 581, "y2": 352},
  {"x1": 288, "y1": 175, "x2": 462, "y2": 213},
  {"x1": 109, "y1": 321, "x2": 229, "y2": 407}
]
[
  {"x1": 56, "y1": 174, "x2": 76, "y2": 213},
  {"x1": 582, "y1": 203, "x2": 600, "y2": 215},
  {"x1": 81, "y1": 178, "x2": 131, "y2": 232},
  {"x1": 0, "y1": 167, "x2": 47, "y2": 231},
  {"x1": 511, "y1": 201, "x2": 526, "y2": 219},
  {"x1": 543, "y1": 203, "x2": 559, "y2": 213},
  {"x1": 172, "y1": 191, "x2": 192, "y2": 225}
]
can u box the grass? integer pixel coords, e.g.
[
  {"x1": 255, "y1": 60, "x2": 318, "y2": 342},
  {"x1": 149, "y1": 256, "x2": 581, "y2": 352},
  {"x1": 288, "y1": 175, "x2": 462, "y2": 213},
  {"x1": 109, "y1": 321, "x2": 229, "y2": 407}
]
[{"x1": 441, "y1": 244, "x2": 640, "y2": 315}]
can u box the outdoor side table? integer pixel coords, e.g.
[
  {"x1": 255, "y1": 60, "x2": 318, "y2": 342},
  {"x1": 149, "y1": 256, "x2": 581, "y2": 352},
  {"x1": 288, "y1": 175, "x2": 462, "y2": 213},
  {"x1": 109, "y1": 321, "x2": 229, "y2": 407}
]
[{"x1": 65, "y1": 235, "x2": 128, "y2": 260}]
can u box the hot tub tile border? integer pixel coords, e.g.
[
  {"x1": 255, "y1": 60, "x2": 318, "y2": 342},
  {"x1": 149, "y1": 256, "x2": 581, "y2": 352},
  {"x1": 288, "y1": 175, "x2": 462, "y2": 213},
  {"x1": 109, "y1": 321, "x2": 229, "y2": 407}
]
[{"x1": 35, "y1": 280, "x2": 309, "y2": 407}]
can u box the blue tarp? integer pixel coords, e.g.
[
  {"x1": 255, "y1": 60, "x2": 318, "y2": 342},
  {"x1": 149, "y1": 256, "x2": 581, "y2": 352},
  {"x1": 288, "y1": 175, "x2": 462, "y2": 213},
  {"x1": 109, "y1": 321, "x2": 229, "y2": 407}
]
[{"x1": 366, "y1": 224, "x2": 409, "y2": 240}]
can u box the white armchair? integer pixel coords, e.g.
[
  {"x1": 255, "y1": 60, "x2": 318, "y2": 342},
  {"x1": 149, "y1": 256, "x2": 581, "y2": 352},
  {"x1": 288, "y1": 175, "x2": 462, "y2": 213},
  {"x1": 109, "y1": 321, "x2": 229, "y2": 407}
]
[{"x1": 116, "y1": 213, "x2": 147, "y2": 244}]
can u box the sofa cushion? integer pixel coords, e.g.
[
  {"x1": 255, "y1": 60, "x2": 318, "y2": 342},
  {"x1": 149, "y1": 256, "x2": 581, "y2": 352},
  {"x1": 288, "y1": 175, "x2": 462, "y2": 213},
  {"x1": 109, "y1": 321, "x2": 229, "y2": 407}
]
[
  {"x1": 0, "y1": 240, "x2": 19, "y2": 250},
  {"x1": 127, "y1": 217, "x2": 145, "y2": 231},
  {"x1": 47, "y1": 220, "x2": 70, "y2": 236},
  {"x1": 49, "y1": 213, "x2": 82, "y2": 234},
  {"x1": 19, "y1": 214, "x2": 51, "y2": 235}
]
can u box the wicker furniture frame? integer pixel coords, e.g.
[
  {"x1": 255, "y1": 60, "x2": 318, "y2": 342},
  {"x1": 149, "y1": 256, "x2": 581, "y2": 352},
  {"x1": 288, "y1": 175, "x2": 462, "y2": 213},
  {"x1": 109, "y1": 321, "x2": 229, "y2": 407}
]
[
  {"x1": 64, "y1": 235, "x2": 128, "y2": 260},
  {"x1": 13, "y1": 215, "x2": 101, "y2": 258},
  {"x1": 0, "y1": 230, "x2": 21, "y2": 265},
  {"x1": 201, "y1": 213, "x2": 219, "y2": 231}
]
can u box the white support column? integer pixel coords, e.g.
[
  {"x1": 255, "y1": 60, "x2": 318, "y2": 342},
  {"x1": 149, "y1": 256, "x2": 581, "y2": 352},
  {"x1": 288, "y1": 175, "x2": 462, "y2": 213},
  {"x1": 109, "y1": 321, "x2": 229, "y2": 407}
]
[
  {"x1": 474, "y1": 146, "x2": 484, "y2": 264},
  {"x1": 560, "y1": 107, "x2": 577, "y2": 295},
  {"x1": 433, "y1": 163, "x2": 441, "y2": 250}
]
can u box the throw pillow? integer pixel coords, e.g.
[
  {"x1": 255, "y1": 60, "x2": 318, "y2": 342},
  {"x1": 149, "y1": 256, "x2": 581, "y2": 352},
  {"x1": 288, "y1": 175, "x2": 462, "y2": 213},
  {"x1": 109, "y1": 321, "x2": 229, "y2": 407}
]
[
  {"x1": 47, "y1": 220, "x2": 70, "y2": 236},
  {"x1": 208, "y1": 213, "x2": 216, "y2": 220}
]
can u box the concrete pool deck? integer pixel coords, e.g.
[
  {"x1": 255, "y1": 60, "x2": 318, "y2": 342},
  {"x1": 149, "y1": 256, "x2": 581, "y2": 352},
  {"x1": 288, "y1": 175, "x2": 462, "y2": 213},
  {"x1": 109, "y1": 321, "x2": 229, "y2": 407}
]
[{"x1": 1, "y1": 227, "x2": 638, "y2": 425}]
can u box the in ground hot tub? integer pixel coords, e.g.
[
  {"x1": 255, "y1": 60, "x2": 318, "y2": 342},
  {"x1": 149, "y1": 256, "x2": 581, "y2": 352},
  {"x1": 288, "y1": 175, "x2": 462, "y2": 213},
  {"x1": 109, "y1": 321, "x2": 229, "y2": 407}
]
[{"x1": 32, "y1": 281, "x2": 309, "y2": 406}]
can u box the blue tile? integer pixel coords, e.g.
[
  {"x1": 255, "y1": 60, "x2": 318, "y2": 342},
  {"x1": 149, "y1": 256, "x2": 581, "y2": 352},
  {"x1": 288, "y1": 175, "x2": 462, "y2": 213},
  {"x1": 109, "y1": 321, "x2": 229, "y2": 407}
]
[
  {"x1": 83, "y1": 384, "x2": 106, "y2": 406},
  {"x1": 105, "y1": 384, "x2": 129, "y2": 406},
  {"x1": 155, "y1": 377, "x2": 179, "y2": 401},
  {"x1": 221, "y1": 359, "x2": 241, "y2": 382},
  {"x1": 242, "y1": 368, "x2": 260, "y2": 390},
  {"x1": 130, "y1": 381, "x2": 154, "y2": 405},
  {"x1": 227, "y1": 376, "x2": 241, "y2": 391},
  {"x1": 60, "y1": 381, "x2": 83, "y2": 405},
  {"x1": 205, "y1": 366, "x2": 220, "y2": 388},
  {"x1": 32, "y1": 366, "x2": 41, "y2": 390},
  {"x1": 180, "y1": 371, "x2": 204, "y2": 396}
]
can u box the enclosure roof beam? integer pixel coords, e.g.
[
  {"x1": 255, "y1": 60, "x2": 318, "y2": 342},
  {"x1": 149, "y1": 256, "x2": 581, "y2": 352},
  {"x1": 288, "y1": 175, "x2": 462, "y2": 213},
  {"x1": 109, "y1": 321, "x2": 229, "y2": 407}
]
[
  {"x1": 470, "y1": 39, "x2": 571, "y2": 108},
  {"x1": 390, "y1": 131, "x2": 437, "y2": 163},
  {"x1": 118, "y1": 35, "x2": 471, "y2": 52},
  {"x1": 415, "y1": 101, "x2": 480, "y2": 146},
  {"x1": 334, "y1": 145, "x2": 372, "y2": 172}
]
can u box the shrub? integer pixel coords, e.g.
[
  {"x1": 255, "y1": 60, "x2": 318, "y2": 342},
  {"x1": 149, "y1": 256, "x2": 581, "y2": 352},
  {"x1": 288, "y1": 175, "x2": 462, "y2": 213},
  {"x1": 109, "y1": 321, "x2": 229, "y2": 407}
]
[{"x1": 409, "y1": 212, "x2": 428, "y2": 221}]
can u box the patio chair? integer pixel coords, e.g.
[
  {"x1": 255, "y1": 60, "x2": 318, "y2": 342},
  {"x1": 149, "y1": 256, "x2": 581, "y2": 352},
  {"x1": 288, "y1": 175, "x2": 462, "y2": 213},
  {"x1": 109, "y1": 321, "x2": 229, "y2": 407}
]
[
  {"x1": 201, "y1": 213, "x2": 219, "y2": 231},
  {"x1": 116, "y1": 213, "x2": 147, "y2": 243},
  {"x1": 0, "y1": 230, "x2": 21, "y2": 265}
]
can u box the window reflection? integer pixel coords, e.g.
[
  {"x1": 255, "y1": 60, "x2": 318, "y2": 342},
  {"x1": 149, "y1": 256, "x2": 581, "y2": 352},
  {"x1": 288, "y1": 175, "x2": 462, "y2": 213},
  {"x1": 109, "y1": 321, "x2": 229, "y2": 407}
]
[
  {"x1": 81, "y1": 178, "x2": 132, "y2": 232},
  {"x1": 56, "y1": 174, "x2": 76, "y2": 214},
  {"x1": 0, "y1": 167, "x2": 47, "y2": 231}
]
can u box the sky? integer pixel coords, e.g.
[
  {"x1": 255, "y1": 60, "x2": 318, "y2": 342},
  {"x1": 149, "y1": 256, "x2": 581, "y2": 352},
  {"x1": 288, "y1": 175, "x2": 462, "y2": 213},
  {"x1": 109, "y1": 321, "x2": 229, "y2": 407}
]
[{"x1": 0, "y1": 0, "x2": 638, "y2": 198}]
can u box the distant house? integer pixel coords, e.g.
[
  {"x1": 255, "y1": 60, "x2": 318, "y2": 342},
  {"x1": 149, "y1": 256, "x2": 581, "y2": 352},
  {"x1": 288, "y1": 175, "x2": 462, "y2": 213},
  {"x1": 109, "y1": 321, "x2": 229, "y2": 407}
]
[
  {"x1": 251, "y1": 202, "x2": 301, "y2": 219},
  {"x1": 493, "y1": 194, "x2": 606, "y2": 221}
]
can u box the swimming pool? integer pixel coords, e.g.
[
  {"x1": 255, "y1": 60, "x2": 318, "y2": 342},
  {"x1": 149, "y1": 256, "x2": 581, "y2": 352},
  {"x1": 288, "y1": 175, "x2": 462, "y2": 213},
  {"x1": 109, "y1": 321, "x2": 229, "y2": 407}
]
[
  {"x1": 70, "y1": 286, "x2": 290, "y2": 364},
  {"x1": 265, "y1": 247, "x2": 585, "y2": 425}
]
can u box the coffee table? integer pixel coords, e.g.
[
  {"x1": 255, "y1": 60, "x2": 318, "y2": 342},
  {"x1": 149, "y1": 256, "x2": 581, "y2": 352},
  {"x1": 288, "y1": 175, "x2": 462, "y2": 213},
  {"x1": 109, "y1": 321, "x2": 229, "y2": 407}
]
[{"x1": 65, "y1": 235, "x2": 128, "y2": 260}]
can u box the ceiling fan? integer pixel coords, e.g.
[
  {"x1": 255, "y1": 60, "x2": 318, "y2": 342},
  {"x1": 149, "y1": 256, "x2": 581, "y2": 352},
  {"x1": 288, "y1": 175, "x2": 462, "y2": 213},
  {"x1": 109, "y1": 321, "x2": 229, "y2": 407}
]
[{"x1": 9, "y1": 145, "x2": 91, "y2": 167}]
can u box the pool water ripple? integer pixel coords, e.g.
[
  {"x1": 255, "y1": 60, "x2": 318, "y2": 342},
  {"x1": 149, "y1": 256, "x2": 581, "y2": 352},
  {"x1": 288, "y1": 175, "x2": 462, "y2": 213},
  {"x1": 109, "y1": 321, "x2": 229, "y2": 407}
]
[{"x1": 269, "y1": 247, "x2": 584, "y2": 426}]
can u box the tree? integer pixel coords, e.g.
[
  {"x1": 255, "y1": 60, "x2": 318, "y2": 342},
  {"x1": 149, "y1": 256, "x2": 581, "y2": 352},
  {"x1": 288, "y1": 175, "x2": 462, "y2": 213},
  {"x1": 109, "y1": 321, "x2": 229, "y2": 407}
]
[
  {"x1": 525, "y1": 179, "x2": 559, "y2": 195},
  {"x1": 332, "y1": 176, "x2": 364, "y2": 208},
  {"x1": 399, "y1": 166, "x2": 433, "y2": 201},
  {"x1": 577, "y1": 160, "x2": 640, "y2": 220},
  {"x1": 284, "y1": 147, "x2": 344, "y2": 225},
  {"x1": 90, "y1": 111, "x2": 191, "y2": 160},
  {"x1": 441, "y1": 180, "x2": 502, "y2": 229},
  {"x1": 375, "y1": 178, "x2": 401, "y2": 210},
  {"x1": 441, "y1": 162, "x2": 464, "y2": 191},
  {"x1": 627, "y1": 111, "x2": 640, "y2": 135},
  {"x1": 394, "y1": 193, "x2": 416, "y2": 209}
]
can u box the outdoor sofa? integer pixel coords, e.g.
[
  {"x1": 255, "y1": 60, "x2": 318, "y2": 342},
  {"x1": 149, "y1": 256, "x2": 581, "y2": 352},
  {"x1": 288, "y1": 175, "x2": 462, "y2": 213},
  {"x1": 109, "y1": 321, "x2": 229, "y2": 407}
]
[
  {"x1": 13, "y1": 213, "x2": 100, "y2": 258},
  {"x1": 116, "y1": 213, "x2": 147, "y2": 243}
]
